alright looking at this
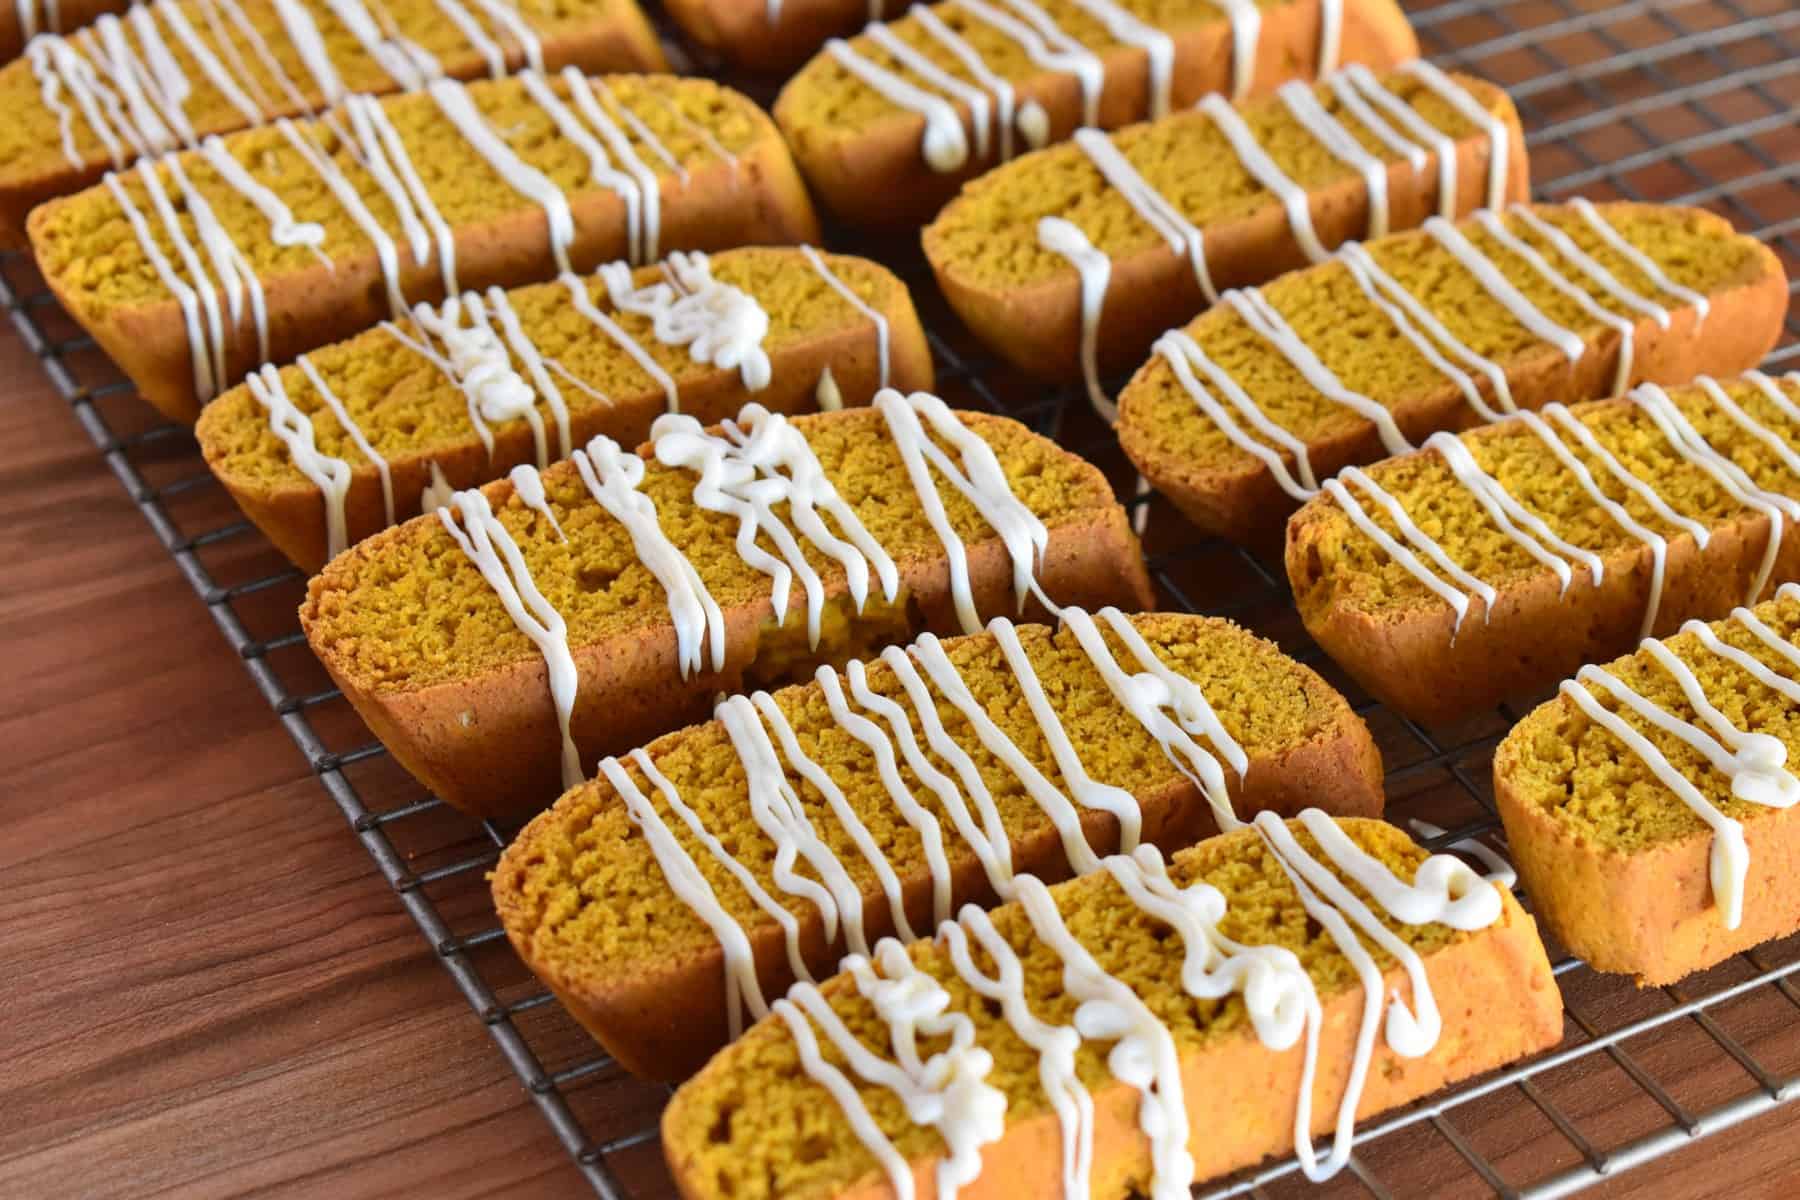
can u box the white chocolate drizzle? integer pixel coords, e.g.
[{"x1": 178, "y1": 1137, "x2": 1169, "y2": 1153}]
[
  {"x1": 1398, "y1": 60, "x2": 1509, "y2": 210},
  {"x1": 437, "y1": 486, "x2": 584, "y2": 790},
  {"x1": 1199, "y1": 92, "x2": 1329, "y2": 263},
  {"x1": 612, "y1": 607, "x2": 1252, "y2": 1042},
  {"x1": 802, "y1": 245, "x2": 891, "y2": 389},
  {"x1": 823, "y1": 0, "x2": 1347, "y2": 175},
  {"x1": 652, "y1": 405, "x2": 903, "y2": 648},
  {"x1": 600, "y1": 252, "x2": 773, "y2": 391},
  {"x1": 1572, "y1": 197, "x2": 1711, "y2": 329},
  {"x1": 427, "y1": 77, "x2": 574, "y2": 274},
  {"x1": 245, "y1": 363, "x2": 353, "y2": 558},
  {"x1": 1424, "y1": 216, "x2": 1585, "y2": 361},
  {"x1": 780, "y1": 811, "x2": 1498, "y2": 1194},
  {"x1": 1327, "y1": 375, "x2": 1800, "y2": 647},
  {"x1": 1278, "y1": 80, "x2": 1391, "y2": 239},
  {"x1": 1039, "y1": 70, "x2": 1475, "y2": 420},
  {"x1": 25, "y1": 0, "x2": 553, "y2": 174},
  {"x1": 102, "y1": 69, "x2": 703, "y2": 400},
  {"x1": 1561, "y1": 611, "x2": 1800, "y2": 930}
]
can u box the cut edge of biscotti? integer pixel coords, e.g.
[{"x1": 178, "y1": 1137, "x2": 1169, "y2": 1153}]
[
  {"x1": 0, "y1": 0, "x2": 669, "y2": 246},
  {"x1": 1286, "y1": 370, "x2": 1800, "y2": 722},
  {"x1": 922, "y1": 64, "x2": 1528, "y2": 386},
  {"x1": 658, "y1": 814, "x2": 1560, "y2": 1200},
  {"x1": 1117, "y1": 201, "x2": 1787, "y2": 547},
  {"x1": 772, "y1": 0, "x2": 1420, "y2": 228},
  {"x1": 490, "y1": 609, "x2": 1385, "y2": 1080},
  {"x1": 196, "y1": 246, "x2": 931, "y2": 573},
  {"x1": 28, "y1": 72, "x2": 818, "y2": 424},
  {"x1": 300, "y1": 401, "x2": 1155, "y2": 818},
  {"x1": 1494, "y1": 584, "x2": 1800, "y2": 986}
]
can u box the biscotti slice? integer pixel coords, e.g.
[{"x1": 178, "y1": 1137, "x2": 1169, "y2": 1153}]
[
  {"x1": 660, "y1": 813, "x2": 1559, "y2": 1197},
  {"x1": 0, "y1": 0, "x2": 665, "y2": 243},
  {"x1": 925, "y1": 64, "x2": 1527, "y2": 411},
  {"x1": 773, "y1": 0, "x2": 1418, "y2": 228},
  {"x1": 30, "y1": 71, "x2": 818, "y2": 425},
  {"x1": 2, "y1": 0, "x2": 130, "y2": 61},
  {"x1": 1495, "y1": 585, "x2": 1800, "y2": 985},
  {"x1": 663, "y1": 0, "x2": 905, "y2": 74},
  {"x1": 1117, "y1": 201, "x2": 1785, "y2": 545},
  {"x1": 198, "y1": 247, "x2": 928, "y2": 571},
  {"x1": 302, "y1": 394, "x2": 1155, "y2": 818},
  {"x1": 1288, "y1": 372, "x2": 1800, "y2": 724},
  {"x1": 493, "y1": 611, "x2": 1385, "y2": 1079}
]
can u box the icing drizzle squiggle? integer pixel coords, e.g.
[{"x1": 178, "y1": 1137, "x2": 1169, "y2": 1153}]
[
  {"x1": 102, "y1": 69, "x2": 696, "y2": 404},
  {"x1": 1562, "y1": 587, "x2": 1800, "y2": 929},
  {"x1": 1041, "y1": 69, "x2": 1479, "y2": 420},
  {"x1": 780, "y1": 811, "x2": 1498, "y2": 1196},
  {"x1": 606, "y1": 607, "x2": 1252, "y2": 1045},
  {"x1": 1327, "y1": 376, "x2": 1800, "y2": 648},
  {"x1": 440, "y1": 393, "x2": 1073, "y2": 784}
]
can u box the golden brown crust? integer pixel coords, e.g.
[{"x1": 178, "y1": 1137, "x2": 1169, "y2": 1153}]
[
  {"x1": 1289, "y1": 447, "x2": 1800, "y2": 723},
  {"x1": 1494, "y1": 692, "x2": 1800, "y2": 987},
  {"x1": 774, "y1": 0, "x2": 1418, "y2": 229},
  {"x1": 301, "y1": 409, "x2": 1157, "y2": 819},
  {"x1": 196, "y1": 250, "x2": 931, "y2": 572},
  {"x1": 923, "y1": 82, "x2": 1528, "y2": 386},
  {"x1": 494, "y1": 614, "x2": 1386, "y2": 1081},
  {"x1": 1120, "y1": 206, "x2": 1789, "y2": 549},
  {"x1": 28, "y1": 82, "x2": 818, "y2": 424},
  {"x1": 0, "y1": 2, "x2": 669, "y2": 249},
  {"x1": 659, "y1": 876, "x2": 1560, "y2": 1197},
  {"x1": 662, "y1": 0, "x2": 906, "y2": 73}
]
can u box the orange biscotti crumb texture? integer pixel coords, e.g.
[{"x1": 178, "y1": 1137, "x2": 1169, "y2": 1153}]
[
  {"x1": 30, "y1": 72, "x2": 815, "y2": 422},
  {"x1": 1116, "y1": 201, "x2": 1783, "y2": 544},
  {"x1": 0, "y1": 0, "x2": 664, "y2": 236},
  {"x1": 660, "y1": 816, "x2": 1559, "y2": 1199},
  {"x1": 927, "y1": 68, "x2": 1510, "y2": 293},
  {"x1": 1495, "y1": 585, "x2": 1800, "y2": 984},
  {"x1": 301, "y1": 400, "x2": 1154, "y2": 817},
  {"x1": 491, "y1": 611, "x2": 1383, "y2": 1077},
  {"x1": 923, "y1": 62, "x2": 1526, "y2": 394},
  {"x1": 1287, "y1": 372, "x2": 1800, "y2": 721},
  {"x1": 197, "y1": 247, "x2": 927, "y2": 571},
  {"x1": 773, "y1": 0, "x2": 1419, "y2": 226}
]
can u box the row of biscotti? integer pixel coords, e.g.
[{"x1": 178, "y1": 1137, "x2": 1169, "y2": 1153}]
[
  {"x1": 27, "y1": 52, "x2": 1528, "y2": 567},
  {"x1": 518, "y1": 589, "x2": 1800, "y2": 1199},
  {"x1": 2, "y1": 0, "x2": 1418, "y2": 250},
  {"x1": 298, "y1": 382, "x2": 1800, "y2": 1195},
  {"x1": 330, "y1": 387, "x2": 1563, "y2": 1194}
]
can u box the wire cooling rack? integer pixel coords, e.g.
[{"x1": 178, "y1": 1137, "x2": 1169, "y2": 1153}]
[{"x1": 8, "y1": 0, "x2": 1800, "y2": 1194}]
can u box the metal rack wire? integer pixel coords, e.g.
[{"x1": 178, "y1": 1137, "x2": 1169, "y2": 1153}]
[{"x1": 7, "y1": 0, "x2": 1800, "y2": 1194}]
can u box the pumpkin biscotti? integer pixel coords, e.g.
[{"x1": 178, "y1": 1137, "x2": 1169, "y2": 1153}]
[
  {"x1": 1287, "y1": 372, "x2": 1800, "y2": 724},
  {"x1": 199, "y1": 246, "x2": 927, "y2": 571},
  {"x1": 0, "y1": 0, "x2": 665, "y2": 242},
  {"x1": 492, "y1": 611, "x2": 1385, "y2": 1079},
  {"x1": 925, "y1": 63, "x2": 1527, "y2": 409},
  {"x1": 1117, "y1": 201, "x2": 1786, "y2": 545},
  {"x1": 302, "y1": 394, "x2": 1154, "y2": 818},
  {"x1": 663, "y1": 0, "x2": 904, "y2": 73},
  {"x1": 660, "y1": 814, "x2": 1560, "y2": 1198},
  {"x1": 30, "y1": 71, "x2": 819, "y2": 424},
  {"x1": 1495, "y1": 585, "x2": 1800, "y2": 985},
  {"x1": 773, "y1": 0, "x2": 1418, "y2": 228}
]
